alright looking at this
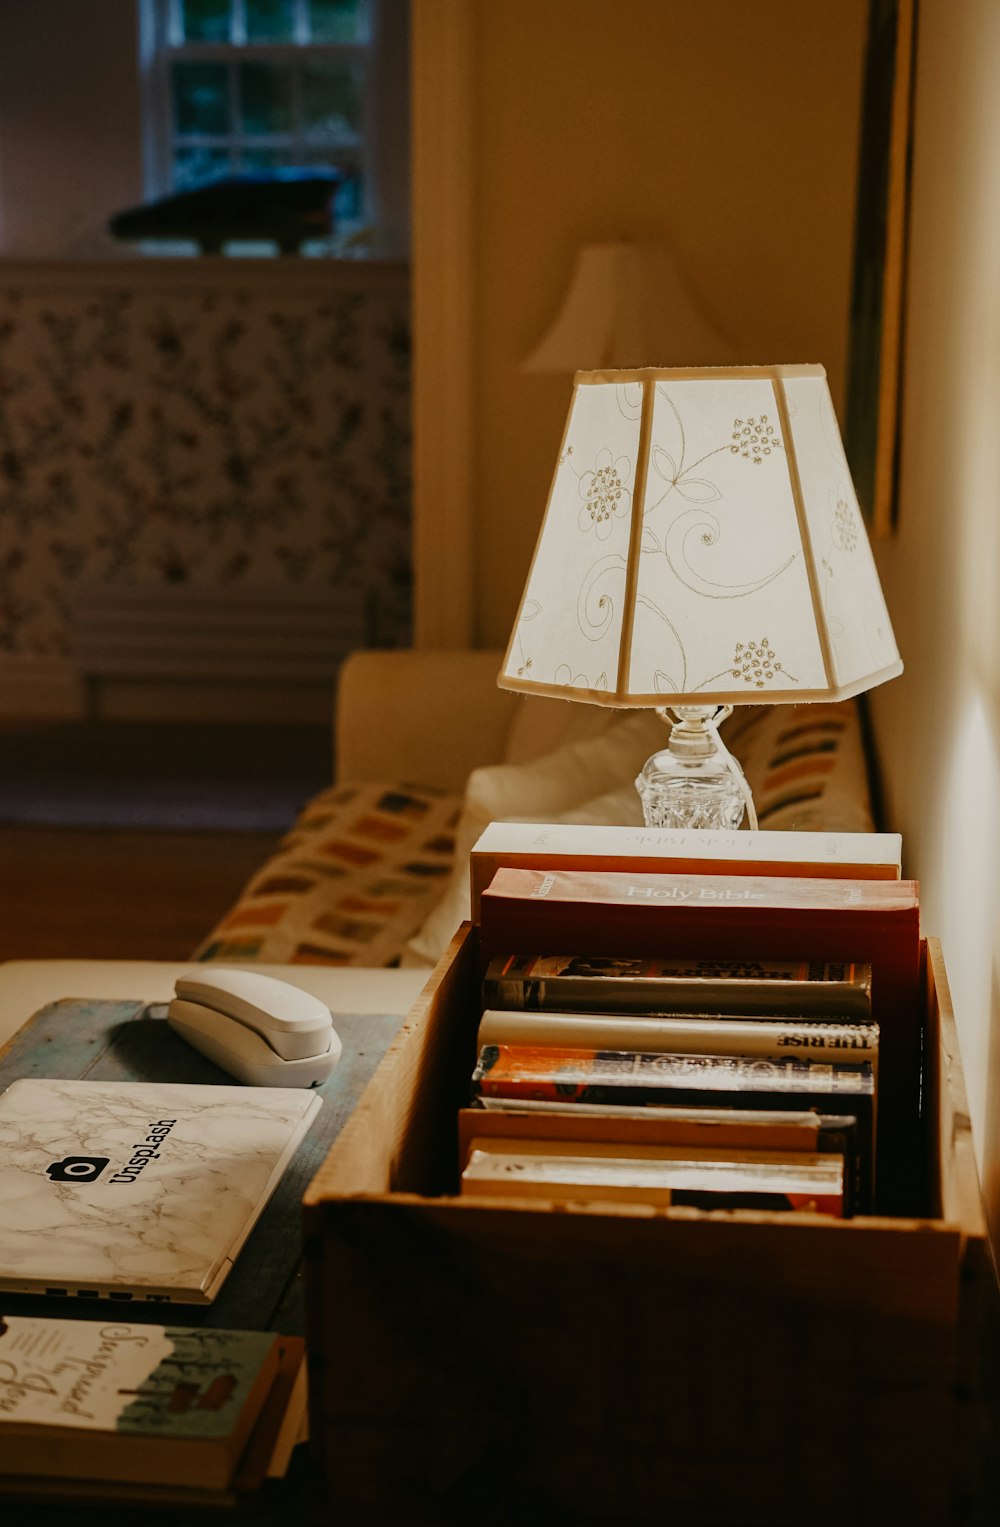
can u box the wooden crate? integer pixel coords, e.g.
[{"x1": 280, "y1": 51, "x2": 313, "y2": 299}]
[{"x1": 303, "y1": 935, "x2": 990, "y2": 1527}]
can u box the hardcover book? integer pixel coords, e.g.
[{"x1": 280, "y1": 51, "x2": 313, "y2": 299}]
[
  {"x1": 478, "y1": 867, "x2": 918, "y2": 1208},
  {"x1": 0, "y1": 1317, "x2": 283, "y2": 1489},
  {"x1": 470, "y1": 822, "x2": 903, "y2": 919},
  {"x1": 482, "y1": 953, "x2": 873, "y2": 1019},
  {"x1": 477, "y1": 1009, "x2": 879, "y2": 1065}
]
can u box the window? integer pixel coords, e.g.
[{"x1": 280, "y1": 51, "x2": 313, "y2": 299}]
[{"x1": 139, "y1": 0, "x2": 407, "y2": 255}]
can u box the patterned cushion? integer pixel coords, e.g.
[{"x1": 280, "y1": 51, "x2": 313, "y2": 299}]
[
  {"x1": 724, "y1": 701, "x2": 875, "y2": 832},
  {"x1": 192, "y1": 782, "x2": 461, "y2": 967}
]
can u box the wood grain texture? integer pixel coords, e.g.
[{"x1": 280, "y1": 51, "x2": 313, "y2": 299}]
[
  {"x1": 315, "y1": 1198, "x2": 957, "y2": 1526},
  {"x1": 305, "y1": 930, "x2": 989, "y2": 1525}
]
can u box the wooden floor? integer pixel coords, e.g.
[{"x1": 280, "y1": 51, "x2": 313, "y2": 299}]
[
  {"x1": 0, "y1": 824, "x2": 281, "y2": 963},
  {"x1": 0, "y1": 718, "x2": 329, "y2": 964}
]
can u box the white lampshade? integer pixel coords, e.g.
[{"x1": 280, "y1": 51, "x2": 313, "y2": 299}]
[{"x1": 500, "y1": 365, "x2": 902, "y2": 706}]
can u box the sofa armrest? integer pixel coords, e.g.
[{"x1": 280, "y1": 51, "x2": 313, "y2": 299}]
[{"x1": 335, "y1": 649, "x2": 514, "y2": 791}]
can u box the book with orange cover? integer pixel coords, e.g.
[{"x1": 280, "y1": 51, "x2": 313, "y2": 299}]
[{"x1": 479, "y1": 868, "x2": 920, "y2": 1210}]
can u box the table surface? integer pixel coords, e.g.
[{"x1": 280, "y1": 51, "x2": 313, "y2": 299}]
[
  {"x1": 0, "y1": 959, "x2": 428, "y2": 1520},
  {"x1": 0, "y1": 994, "x2": 409, "y2": 1335},
  {"x1": 0, "y1": 956, "x2": 429, "y2": 1048}
]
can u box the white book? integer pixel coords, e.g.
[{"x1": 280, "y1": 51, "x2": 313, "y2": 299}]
[
  {"x1": 477, "y1": 1009, "x2": 879, "y2": 1065},
  {"x1": 470, "y1": 822, "x2": 902, "y2": 920}
]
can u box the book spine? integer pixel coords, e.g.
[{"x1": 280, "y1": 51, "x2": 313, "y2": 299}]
[
  {"x1": 483, "y1": 958, "x2": 873, "y2": 1018},
  {"x1": 470, "y1": 1045, "x2": 873, "y2": 1181},
  {"x1": 477, "y1": 1009, "x2": 879, "y2": 1062},
  {"x1": 472, "y1": 1044, "x2": 874, "y2": 1098}
]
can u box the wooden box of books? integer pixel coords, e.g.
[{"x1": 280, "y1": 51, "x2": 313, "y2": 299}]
[{"x1": 303, "y1": 928, "x2": 989, "y2": 1527}]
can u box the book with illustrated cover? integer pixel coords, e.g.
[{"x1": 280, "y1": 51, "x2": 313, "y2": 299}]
[
  {"x1": 478, "y1": 867, "x2": 918, "y2": 1207},
  {"x1": 460, "y1": 1137, "x2": 846, "y2": 1217},
  {"x1": 470, "y1": 821, "x2": 902, "y2": 919},
  {"x1": 477, "y1": 1008, "x2": 880, "y2": 1066},
  {"x1": 471, "y1": 1043, "x2": 875, "y2": 1199},
  {"x1": 471, "y1": 1042, "x2": 875, "y2": 1105},
  {"x1": 0, "y1": 1317, "x2": 285, "y2": 1491},
  {"x1": 457, "y1": 1104, "x2": 864, "y2": 1213},
  {"x1": 482, "y1": 953, "x2": 873, "y2": 1019}
]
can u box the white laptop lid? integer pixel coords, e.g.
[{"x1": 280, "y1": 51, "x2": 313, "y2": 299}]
[{"x1": 0, "y1": 1078, "x2": 322, "y2": 1305}]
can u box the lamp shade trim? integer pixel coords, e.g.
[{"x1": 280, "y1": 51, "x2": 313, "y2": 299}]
[
  {"x1": 616, "y1": 375, "x2": 656, "y2": 694},
  {"x1": 771, "y1": 376, "x2": 837, "y2": 693},
  {"x1": 574, "y1": 363, "x2": 828, "y2": 387},
  {"x1": 496, "y1": 660, "x2": 903, "y2": 708}
]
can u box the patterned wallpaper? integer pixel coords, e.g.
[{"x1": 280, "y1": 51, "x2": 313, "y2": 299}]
[{"x1": 0, "y1": 260, "x2": 411, "y2": 663}]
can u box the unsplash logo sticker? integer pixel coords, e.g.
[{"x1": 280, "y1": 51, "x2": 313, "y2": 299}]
[
  {"x1": 41, "y1": 1119, "x2": 178, "y2": 1187},
  {"x1": 46, "y1": 1155, "x2": 110, "y2": 1183}
]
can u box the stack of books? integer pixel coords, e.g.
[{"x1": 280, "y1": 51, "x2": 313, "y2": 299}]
[
  {"x1": 0, "y1": 1315, "x2": 306, "y2": 1508},
  {"x1": 460, "y1": 863, "x2": 922, "y2": 1217}
]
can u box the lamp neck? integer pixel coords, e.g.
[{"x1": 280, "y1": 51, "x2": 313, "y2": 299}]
[{"x1": 656, "y1": 704, "x2": 733, "y2": 760}]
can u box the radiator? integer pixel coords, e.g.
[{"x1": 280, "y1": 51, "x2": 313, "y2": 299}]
[{"x1": 69, "y1": 584, "x2": 373, "y2": 686}]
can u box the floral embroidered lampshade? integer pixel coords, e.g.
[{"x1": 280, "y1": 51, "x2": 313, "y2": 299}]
[
  {"x1": 500, "y1": 365, "x2": 901, "y2": 706},
  {"x1": 499, "y1": 365, "x2": 902, "y2": 829}
]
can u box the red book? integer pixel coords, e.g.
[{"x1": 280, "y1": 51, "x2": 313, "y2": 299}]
[{"x1": 479, "y1": 868, "x2": 921, "y2": 1212}]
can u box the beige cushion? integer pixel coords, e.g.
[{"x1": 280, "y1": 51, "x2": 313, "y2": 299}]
[
  {"x1": 502, "y1": 693, "x2": 617, "y2": 765},
  {"x1": 403, "y1": 714, "x2": 660, "y2": 967}
]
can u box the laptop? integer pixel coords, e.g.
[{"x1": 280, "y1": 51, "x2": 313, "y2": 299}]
[{"x1": 0, "y1": 1078, "x2": 322, "y2": 1304}]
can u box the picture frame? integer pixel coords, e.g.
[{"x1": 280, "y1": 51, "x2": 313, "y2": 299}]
[{"x1": 844, "y1": 0, "x2": 918, "y2": 536}]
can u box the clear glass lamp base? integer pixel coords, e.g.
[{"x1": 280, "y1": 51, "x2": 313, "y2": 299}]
[{"x1": 635, "y1": 705, "x2": 758, "y2": 831}]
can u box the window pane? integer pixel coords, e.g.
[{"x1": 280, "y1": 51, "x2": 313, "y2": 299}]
[
  {"x1": 174, "y1": 146, "x2": 234, "y2": 189},
  {"x1": 309, "y1": 0, "x2": 365, "y2": 43},
  {"x1": 179, "y1": 0, "x2": 233, "y2": 43},
  {"x1": 238, "y1": 147, "x2": 297, "y2": 173},
  {"x1": 172, "y1": 62, "x2": 231, "y2": 134},
  {"x1": 245, "y1": 0, "x2": 296, "y2": 42},
  {"x1": 240, "y1": 62, "x2": 295, "y2": 134},
  {"x1": 334, "y1": 172, "x2": 362, "y2": 223},
  {"x1": 301, "y1": 62, "x2": 362, "y2": 142}
]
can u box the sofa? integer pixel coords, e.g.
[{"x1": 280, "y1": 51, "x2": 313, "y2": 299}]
[{"x1": 193, "y1": 649, "x2": 878, "y2": 972}]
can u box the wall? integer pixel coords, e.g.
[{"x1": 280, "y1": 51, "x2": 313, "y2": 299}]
[
  {"x1": 413, "y1": 0, "x2": 868, "y2": 649},
  {"x1": 869, "y1": 0, "x2": 1000, "y2": 1243},
  {"x1": 0, "y1": 0, "x2": 143, "y2": 258}
]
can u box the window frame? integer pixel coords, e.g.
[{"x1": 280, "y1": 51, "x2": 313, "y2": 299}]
[{"x1": 138, "y1": 0, "x2": 389, "y2": 243}]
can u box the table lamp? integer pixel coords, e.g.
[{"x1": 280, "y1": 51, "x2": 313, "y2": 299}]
[{"x1": 498, "y1": 365, "x2": 902, "y2": 829}]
